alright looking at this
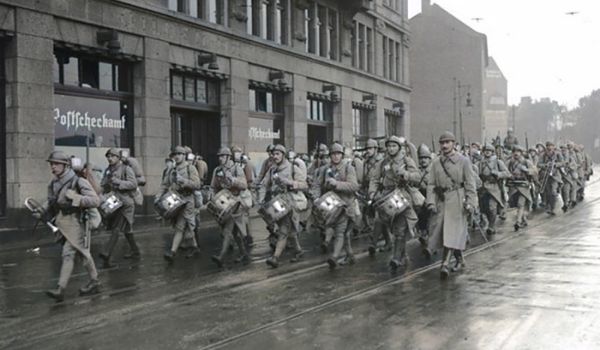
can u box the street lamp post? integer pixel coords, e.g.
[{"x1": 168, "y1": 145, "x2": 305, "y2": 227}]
[{"x1": 453, "y1": 78, "x2": 472, "y2": 145}]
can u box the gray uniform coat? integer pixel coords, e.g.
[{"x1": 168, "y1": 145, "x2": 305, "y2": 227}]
[
  {"x1": 426, "y1": 152, "x2": 477, "y2": 250},
  {"x1": 101, "y1": 162, "x2": 137, "y2": 229},
  {"x1": 506, "y1": 156, "x2": 535, "y2": 203},
  {"x1": 159, "y1": 161, "x2": 201, "y2": 232},
  {"x1": 211, "y1": 160, "x2": 248, "y2": 234},
  {"x1": 47, "y1": 169, "x2": 101, "y2": 259},
  {"x1": 310, "y1": 159, "x2": 360, "y2": 221},
  {"x1": 478, "y1": 155, "x2": 510, "y2": 205}
]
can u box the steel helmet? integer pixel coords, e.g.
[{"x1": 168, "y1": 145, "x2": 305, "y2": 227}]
[
  {"x1": 329, "y1": 143, "x2": 344, "y2": 154},
  {"x1": 417, "y1": 144, "x2": 432, "y2": 158},
  {"x1": 47, "y1": 151, "x2": 70, "y2": 165},
  {"x1": 272, "y1": 144, "x2": 286, "y2": 154},
  {"x1": 217, "y1": 147, "x2": 232, "y2": 156}
]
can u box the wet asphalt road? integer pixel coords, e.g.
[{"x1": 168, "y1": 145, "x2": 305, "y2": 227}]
[{"x1": 1, "y1": 174, "x2": 599, "y2": 349}]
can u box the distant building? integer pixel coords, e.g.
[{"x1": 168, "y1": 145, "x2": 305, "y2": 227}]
[
  {"x1": 483, "y1": 57, "x2": 508, "y2": 142},
  {"x1": 409, "y1": 0, "x2": 488, "y2": 146}
]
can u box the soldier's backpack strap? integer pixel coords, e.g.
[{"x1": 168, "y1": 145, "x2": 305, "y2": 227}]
[{"x1": 439, "y1": 157, "x2": 459, "y2": 187}]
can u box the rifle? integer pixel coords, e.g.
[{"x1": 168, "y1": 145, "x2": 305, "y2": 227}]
[
  {"x1": 469, "y1": 208, "x2": 488, "y2": 243},
  {"x1": 525, "y1": 132, "x2": 529, "y2": 153},
  {"x1": 431, "y1": 133, "x2": 436, "y2": 153}
]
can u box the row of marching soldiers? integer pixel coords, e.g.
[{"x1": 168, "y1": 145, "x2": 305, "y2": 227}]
[{"x1": 32, "y1": 131, "x2": 592, "y2": 302}]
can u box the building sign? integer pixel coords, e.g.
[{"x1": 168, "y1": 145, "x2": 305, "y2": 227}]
[
  {"x1": 248, "y1": 127, "x2": 281, "y2": 140},
  {"x1": 54, "y1": 94, "x2": 131, "y2": 148}
]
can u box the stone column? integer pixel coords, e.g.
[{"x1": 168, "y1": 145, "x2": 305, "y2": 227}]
[
  {"x1": 5, "y1": 9, "x2": 54, "y2": 225},
  {"x1": 285, "y1": 74, "x2": 307, "y2": 152},
  {"x1": 373, "y1": 96, "x2": 386, "y2": 137},
  {"x1": 337, "y1": 86, "x2": 354, "y2": 149},
  {"x1": 223, "y1": 58, "x2": 249, "y2": 149},
  {"x1": 133, "y1": 37, "x2": 171, "y2": 211}
]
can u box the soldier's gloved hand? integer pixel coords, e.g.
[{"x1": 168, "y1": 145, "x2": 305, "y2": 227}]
[
  {"x1": 176, "y1": 174, "x2": 186, "y2": 185},
  {"x1": 32, "y1": 210, "x2": 42, "y2": 220},
  {"x1": 326, "y1": 178, "x2": 338, "y2": 188},
  {"x1": 427, "y1": 203, "x2": 437, "y2": 214},
  {"x1": 464, "y1": 202, "x2": 474, "y2": 214},
  {"x1": 395, "y1": 168, "x2": 406, "y2": 178},
  {"x1": 111, "y1": 178, "x2": 122, "y2": 188},
  {"x1": 279, "y1": 177, "x2": 293, "y2": 187},
  {"x1": 66, "y1": 189, "x2": 83, "y2": 207}
]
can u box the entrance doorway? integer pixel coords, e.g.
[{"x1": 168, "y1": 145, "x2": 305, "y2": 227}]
[
  {"x1": 0, "y1": 45, "x2": 5, "y2": 217},
  {"x1": 171, "y1": 108, "x2": 221, "y2": 178},
  {"x1": 307, "y1": 124, "x2": 331, "y2": 153}
]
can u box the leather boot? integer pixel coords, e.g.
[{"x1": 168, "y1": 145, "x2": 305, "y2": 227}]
[
  {"x1": 451, "y1": 250, "x2": 466, "y2": 272},
  {"x1": 266, "y1": 256, "x2": 279, "y2": 268},
  {"x1": 368, "y1": 246, "x2": 377, "y2": 257},
  {"x1": 98, "y1": 252, "x2": 115, "y2": 268},
  {"x1": 211, "y1": 255, "x2": 223, "y2": 268},
  {"x1": 327, "y1": 257, "x2": 338, "y2": 270},
  {"x1": 290, "y1": 250, "x2": 304, "y2": 263},
  {"x1": 45, "y1": 286, "x2": 64, "y2": 302},
  {"x1": 123, "y1": 233, "x2": 140, "y2": 259},
  {"x1": 79, "y1": 279, "x2": 100, "y2": 296},
  {"x1": 185, "y1": 247, "x2": 201, "y2": 259},
  {"x1": 440, "y1": 248, "x2": 453, "y2": 279},
  {"x1": 163, "y1": 250, "x2": 175, "y2": 263}
]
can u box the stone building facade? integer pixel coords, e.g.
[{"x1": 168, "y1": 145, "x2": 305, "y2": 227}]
[
  {"x1": 483, "y1": 56, "x2": 508, "y2": 141},
  {"x1": 409, "y1": 1, "x2": 487, "y2": 146},
  {"x1": 0, "y1": 0, "x2": 411, "y2": 226}
]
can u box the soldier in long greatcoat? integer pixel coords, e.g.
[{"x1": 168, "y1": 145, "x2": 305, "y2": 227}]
[
  {"x1": 538, "y1": 141, "x2": 564, "y2": 215},
  {"x1": 478, "y1": 143, "x2": 510, "y2": 235},
  {"x1": 39, "y1": 151, "x2": 101, "y2": 301},
  {"x1": 426, "y1": 132, "x2": 477, "y2": 279}
]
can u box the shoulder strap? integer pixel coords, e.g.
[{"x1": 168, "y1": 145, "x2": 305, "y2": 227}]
[{"x1": 439, "y1": 157, "x2": 458, "y2": 186}]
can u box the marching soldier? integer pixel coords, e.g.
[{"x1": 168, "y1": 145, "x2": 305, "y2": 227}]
[
  {"x1": 258, "y1": 144, "x2": 306, "y2": 268},
  {"x1": 416, "y1": 144, "x2": 433, "y2": 246},
  {"x1": 256, "y1": 144, "x2": 275, "y2": 185},
  {"x1": 560, "y1": 144, "x2": 578, "y2": 211},
  {"x1": 232, "y1": 145, "x2": 255, "y2": 246},
  {"x1": 194, "y1": 155, "x2": 209, "y2": 186},
  {"x1": 159, "y1": 146, "x2": 202, "y2": 262},
  {"x1": 573, "y1": 144, "x2": 586, "y2": 201},
  {"x1": 307, "y1": 143, "x2": 330, "y2": 185},
  {"x1": 478, "y1": 143, "x2": 510, "y2": 235},
  {"x1": 210, "y1": 147, "x2": 250, "y2": 267},
  {"x1": 506, "y1": 146, "x2": 535, "y2": 230},
  {"x1": 361, "y1": 139, "x2": 391, "y2": 253},
  {"x1": 369, "y1": 136, "x2": 421, "y2": 271},
  {"x1": 38, "y1": 151, "x2": 101, "y2": 301},
  {"x1": 503, "y1": 128, "x2": 519, "y2": 151},
  {"x1": 538, "y1": 141, "x2": 564, "y2": 215},
  {"x1": 99, "y1": 148, "x2": 140, "y2": 267},
  {"x1": 311, "y1": 143, "x2": 360, "y2": 269},
  {"x1": 426, "y1": 132, "x2": 477, "y2": 279}
]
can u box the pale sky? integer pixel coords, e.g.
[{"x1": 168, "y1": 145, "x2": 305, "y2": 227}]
[{"x1": 408, "y1": 0, "x2": 600, "y2": 108}]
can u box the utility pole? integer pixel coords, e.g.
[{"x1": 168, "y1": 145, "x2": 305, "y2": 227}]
[{"x1": 452, "y1": 77, "x2": 457, "y2": 136}]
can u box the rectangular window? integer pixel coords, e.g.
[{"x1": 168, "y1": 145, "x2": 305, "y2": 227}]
[
  {"x1": 328, "y1": 9, "x2": 338, "y2": 60},
  {"x1": 382, "y1": 36, "x2": 388, "y2": 79},
  {"x1": 54, "y1": 51, "x2": 132, "y2": 93},
  {"x1": 172, "y1": 75, "x2": 184, "y2": 100},
  {"x1": 184, "y1": 77, "x2": 195, "y2": 102},
  {"x1": 247, "y1": 0, "x2": 253, "y2": 34},
  {"x1": 388, "y1": 38, "x2": 394, "y2": 80},
  {"x1": 358, "y1": 23, "x2": 365, "y2": 70},
  {"x1": 395, "y1": 41, "x2": 401, "y2": 82},
  {"x1": 366, "y1": 27, "x2": 373, "y2": 72},
  {"x1": 304, "y1": 9, "x2": 310, "y2": 52},
  {"x1": 351, "y1": 21, "x2": 357, "y2": 67},
  {"x1": 307, "y1": 97, "x2": 333, "y2": 122},
  {"x1": 196, "y1": 79, "x2": 207, "y2": 104},
  {"x1": 249, "y1": 87, "x2": 283, "y2": 114},
  {"x1": 318, "y1": 5, "x2": 327, "y2": 58},
  {"x1": 308, "y1": 4, "x2": 317, "y2": 54},
  {"x1": 98, "y1": 62, "x2": 113, "y2": 91},
  {"x1": 352, "y1": 107, "x2": 369, "y2": 147}
]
